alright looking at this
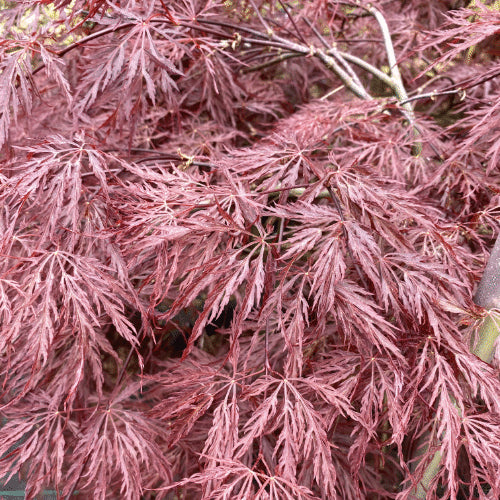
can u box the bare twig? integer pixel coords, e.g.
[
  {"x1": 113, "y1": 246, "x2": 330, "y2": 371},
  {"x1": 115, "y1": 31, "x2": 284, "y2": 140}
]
[
  {"x1": 241, "y1": 52, "x2": 302, "y2": 73},
  {"x1": 315, "y1": 49, "x2": 371, "y2": 99},
  {"x1": 248, "y1": 0, "x2": 274, "y2": 34},
  {"x1": 333, "y1": 49, "x2": 395, "y2": 88},
  {"x1": 302, "y1": 17, "x2": 330, "y2": 50},
  {"x1": 302, "y1": 17, "x2": 370, "y2": 97},
  {"x1": 399, "y1": 89, "x2": 462, "y2": 106},
  {"x1": 359, "y1": 4, "x2": 421, "y2": 152},
  {"x1": 277, "y1": 0, "x2": 308, "y2": 44}
]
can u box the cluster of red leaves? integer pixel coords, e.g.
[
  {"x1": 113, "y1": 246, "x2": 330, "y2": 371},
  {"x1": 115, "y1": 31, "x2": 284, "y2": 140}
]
[{"x1": 0, "y1": 1, "x2": 499, "y2": 499}]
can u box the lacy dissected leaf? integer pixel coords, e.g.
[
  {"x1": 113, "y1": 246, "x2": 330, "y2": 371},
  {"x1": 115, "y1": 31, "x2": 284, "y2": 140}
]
[{"x1": 64, "y1": 385, "x2": 170, "y2": 500}]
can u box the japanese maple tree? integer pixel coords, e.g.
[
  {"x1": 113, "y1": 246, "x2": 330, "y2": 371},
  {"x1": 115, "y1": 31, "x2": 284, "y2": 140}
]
[{"x1": 0, "y1": 1, "x2": 499, "y2": 499}]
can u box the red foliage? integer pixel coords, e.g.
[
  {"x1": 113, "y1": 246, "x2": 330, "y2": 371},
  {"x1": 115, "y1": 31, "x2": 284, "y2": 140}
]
[{"x1": 0, "y1": 1, "x2": 499, "y2": 499}]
